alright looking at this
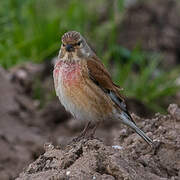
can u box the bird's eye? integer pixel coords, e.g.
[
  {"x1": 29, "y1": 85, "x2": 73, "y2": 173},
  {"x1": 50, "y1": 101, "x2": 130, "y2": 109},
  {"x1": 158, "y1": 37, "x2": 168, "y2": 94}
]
[
  {"x1": 77, "y1": 41, "x2": 81, "y2": 46},
  {"x1": 62, "y1": 43, "x2": 65, "y2": 47}
]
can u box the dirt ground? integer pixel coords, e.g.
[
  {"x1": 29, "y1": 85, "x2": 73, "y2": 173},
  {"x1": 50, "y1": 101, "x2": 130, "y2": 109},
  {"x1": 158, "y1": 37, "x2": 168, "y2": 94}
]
[{"x1": 16, "y1": 106, "x2": 180, "y2": 180}]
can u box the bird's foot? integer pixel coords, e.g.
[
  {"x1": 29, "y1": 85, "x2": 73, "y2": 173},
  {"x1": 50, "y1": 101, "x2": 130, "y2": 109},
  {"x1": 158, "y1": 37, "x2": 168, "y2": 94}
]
[
  {"x1": 72, "y1": 134, "x2": 85, "y2": 143},
  {"x1": 71, "y1": 121, "x2": 91, "y2": 143}
]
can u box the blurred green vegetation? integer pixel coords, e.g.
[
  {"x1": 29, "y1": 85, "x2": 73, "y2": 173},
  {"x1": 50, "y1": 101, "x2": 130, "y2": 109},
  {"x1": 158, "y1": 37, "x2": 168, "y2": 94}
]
[
  {"x1": 109, "y1": 47, "x2": 180, "y2": 113},
  {"x1": 0, "y1": 0, "x2": 179, "y2": 113},
  {"x1": 0, "y1": 0, "x2": 117, "y2": 67}
]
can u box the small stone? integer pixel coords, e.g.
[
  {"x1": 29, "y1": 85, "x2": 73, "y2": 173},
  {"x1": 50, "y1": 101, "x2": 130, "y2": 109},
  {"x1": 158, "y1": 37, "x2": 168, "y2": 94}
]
[
  {"x1": 66, "y1": 171, "x2": 70, "y2": 176},
  {"x1": 168, "y1": 104, "x2": 180, "y2": 121},
  {"x1": 44, "y1": 142, "x2": 54, "y2": 151},
  {"x1": 112, "y1": 145, "x2": 123, "y2": 150}
]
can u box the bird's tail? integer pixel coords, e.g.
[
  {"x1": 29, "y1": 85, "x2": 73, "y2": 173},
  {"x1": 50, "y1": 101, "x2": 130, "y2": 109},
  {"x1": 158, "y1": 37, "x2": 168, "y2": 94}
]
[{"x1": 119, "y1": 111, "x2": 153, "y2": 146}]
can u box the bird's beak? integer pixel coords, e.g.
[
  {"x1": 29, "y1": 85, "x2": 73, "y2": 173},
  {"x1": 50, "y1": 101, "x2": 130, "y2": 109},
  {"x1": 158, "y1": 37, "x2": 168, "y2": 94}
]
[{"x1": 65, "y1": 44, "x2": 74, "y2": 52}]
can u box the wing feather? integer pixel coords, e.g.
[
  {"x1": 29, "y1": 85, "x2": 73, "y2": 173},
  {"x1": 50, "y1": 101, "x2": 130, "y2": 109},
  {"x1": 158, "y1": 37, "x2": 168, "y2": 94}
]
[
  {"x1": 87, "y1": 58, "x2": 128, "y2": 112},
  {"x1": 87, "y1": 57, "x2": 136, "y2": 124},
  {"x1": 86, "y1": 57, "x2": 154, "y2": 145}
]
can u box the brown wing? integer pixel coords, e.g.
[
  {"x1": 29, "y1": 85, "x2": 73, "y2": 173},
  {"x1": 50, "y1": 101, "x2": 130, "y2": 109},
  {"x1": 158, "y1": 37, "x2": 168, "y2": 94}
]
[
  {"x1": 87, "y1": 57, "x2": 125, "y2": 108},
  {"x1": 88, "y1": 56, "x2": 123, "y2": 90},
  {"x1": 87, "y1": 57, "x2": 156, "y2": 145},
  {"x1": 87, "y1": 57, "x2": 114, "y2": 90},
  {"x1": 86, "y1": 56, "x2": 136, "y2": 124}
]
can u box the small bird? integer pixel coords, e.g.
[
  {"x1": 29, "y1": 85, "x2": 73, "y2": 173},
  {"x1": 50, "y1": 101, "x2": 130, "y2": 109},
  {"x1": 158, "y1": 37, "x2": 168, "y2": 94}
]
[{"x1": 53, "y1": 31, "x2": 153, "y2": 146}]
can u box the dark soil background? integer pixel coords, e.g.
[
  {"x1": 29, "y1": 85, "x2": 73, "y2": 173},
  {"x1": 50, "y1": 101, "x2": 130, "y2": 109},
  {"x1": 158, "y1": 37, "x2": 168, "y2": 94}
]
[
  {"x1": 0, "y1": 0, "x2": 180, "y2": 179},
  {"x1": 118, "y1": 0, "x2": 180, "y2": 69}
]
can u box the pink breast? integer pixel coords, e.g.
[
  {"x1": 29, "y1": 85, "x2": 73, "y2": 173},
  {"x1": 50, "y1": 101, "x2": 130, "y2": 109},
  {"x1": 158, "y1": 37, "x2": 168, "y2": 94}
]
[{"x1": 55, "y1": 61, "x2": 82, "y2": 87}]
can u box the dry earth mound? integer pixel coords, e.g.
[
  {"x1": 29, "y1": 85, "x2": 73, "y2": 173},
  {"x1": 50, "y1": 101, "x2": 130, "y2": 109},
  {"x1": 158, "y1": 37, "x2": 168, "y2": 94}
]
[{"x1": 16, "y1": 106, "x2": 180, "y2": 180}]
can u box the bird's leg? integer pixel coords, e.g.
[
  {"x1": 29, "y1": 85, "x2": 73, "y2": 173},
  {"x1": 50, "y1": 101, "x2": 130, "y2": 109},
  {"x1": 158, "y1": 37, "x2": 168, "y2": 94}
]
[
  {"x1": 79, "y1": 121, "x2": 91, "y2": 137},
  {"x1": 89, "y1": 121, "x2": 100, "y2": 138},
  {"x1": 72, "y1": 121, "x2": 91, "y2": 142}
]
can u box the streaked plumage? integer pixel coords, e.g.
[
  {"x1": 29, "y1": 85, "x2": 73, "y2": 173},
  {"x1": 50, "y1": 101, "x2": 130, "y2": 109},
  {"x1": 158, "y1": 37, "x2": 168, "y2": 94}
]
[{"x1": 53, "y1": 31, "x2": 153, "y2": 146}]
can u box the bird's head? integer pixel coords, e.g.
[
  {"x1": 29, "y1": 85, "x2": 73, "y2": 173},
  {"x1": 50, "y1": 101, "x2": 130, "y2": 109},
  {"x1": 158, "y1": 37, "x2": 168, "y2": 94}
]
[{"x1": 59, "y1": 31, "x2": 94, "y2": 60}]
